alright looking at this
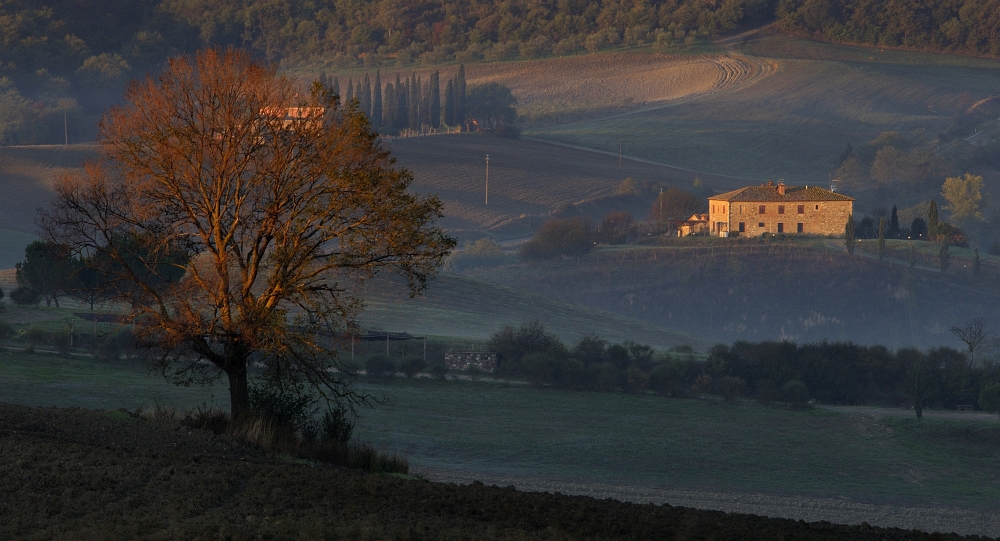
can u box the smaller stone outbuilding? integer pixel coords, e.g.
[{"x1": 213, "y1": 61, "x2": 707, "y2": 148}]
[
  {"x1": 707, "y1": 181, "x2": 853, "y2": 237},
  {"x1": 676, "y1": 213, "x2": 709, "y2": 237},
  {"x1": 444, "y1": 352, "x2": 497, "y2": 373}
]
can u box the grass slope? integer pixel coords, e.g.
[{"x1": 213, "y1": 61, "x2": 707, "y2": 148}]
[
  {"x1": 359, "y1": 272, "x2": 710, "y2": 350},
  {"x1": 466, "y1": 238, "x2": 998, "y2": 349},
  {"x1": 527, "y1": 35, "x2": 1000, "y2": 184},
  {"x1": 356, "y1": 377, "x2": 1000, "y2": 511}
]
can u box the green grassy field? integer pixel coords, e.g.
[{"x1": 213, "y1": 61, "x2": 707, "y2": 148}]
[
  {"x1": 3, "y1": 350, "x2": 1000, "y2": 511},
  {"x1": 526, "y1": 35, "x2": 1000, "y2": 184}
]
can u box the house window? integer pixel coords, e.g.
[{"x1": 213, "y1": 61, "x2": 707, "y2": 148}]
[
  {"x1": 815, "y1": 204, "x2": 819, "y2": 210},
  {"x1": 778, "y1": 205, "x2": 785, "y2": 214},
  {"x1": 759, "y1": 205, "x2": 766, "y2": 214},
  {"x1": 777, "y1": 223, "x2": 784, "y2": 233},
  {"x1": 758, "y1": 222, "x2": 764, "y2": 228},
  {"x1": 797, "y1": 205, "x2": 804, "y2": 214},
  {"x1": 739, "y1": 222, "x2": 745, "y2": 232},
  {"x1": 797, "y1": 223, "x2": 804, "y2": 233},
  {"x1": 740, "y1": 205, "x2": 744, "y2": 214}
]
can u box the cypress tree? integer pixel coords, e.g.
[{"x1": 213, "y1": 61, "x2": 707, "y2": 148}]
[
  {"x1": 346, "y1": 78, "x2": 354, "y2": 104},
  {"x1": 456, "y1": 64, "x2": 467, "y2": 129},
  {"x1": 372, "y1": 70, "x2": 383, "y2": 129},
  {"x1": 877, "y1": 218, "x2": 885, "y2": 260},
  {"x1": 928, "y1": 199, "x2": 939, "y2": 239},
  {"x1": 909, "y1": 244, "x2": 916, "y2": 268},
  {"x1": 383, "y1": 82, "x2": 395, "y2": 132},
  {"x1": 444, "y1": 79, "x2": 456, "y2": 126},
  {"x1": 889, "y1": 205, "x2": 899, "y2": 237},
  {"x1": 331, "y1": 76, "x2": 341, "y2": 100},
  {"x1": 974, "y1": 247, "x2": 981, "y2": 276},
  {"x1": 360, "y1": 73, "x2": 372, "y2": 119},
  {"x1": 430, "y1": 71, "x2": 441, "y2": 129},
  {"x1": 318, "y1": 72, "x2": 328, "y2": 87},
  {"x1": 408, "y1": 75, "x2": 420, "y2": 130},
  {"x1": 939, "y1": 236, "x2": 950, "y2": 273},
  {"x1": 845, "y1": 214, "x2": 856, "y2": 255},
  {"x1": 395, "y1": 73, "x2": 407, "y2": 131}
]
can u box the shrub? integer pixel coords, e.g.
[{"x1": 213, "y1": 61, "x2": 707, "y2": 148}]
[
  {"x1": 519, "y1": 217, "x2": 595, "y2": 261},
  {"x1": 717, "y1": 376, "x2": 747, "y2": 402},
  {"x1": 624, "y1": 366, "x2": 649, "y2": 394},
  {"x1": 247, "y1": 382, "x2": 317, "y2": 432},
  {"x1": 10, "y1": 286, "x2": 39, "y2": 306},
  {"x1": 318, "y1": 405, "x2": 354, "y2": 443},
  {"x1": 587, "y1": 362, "x2": 618, "y2": 392},
  {"x1": 52, "y1": 328, "x2": 73, "y2": 356},
  {"x1": 692, "y1": 373, "x2": 713, "y2": 395},
  {"x1": 979, "y1": 383, "x2": 1000, "y2": 420},
  {"x1": 754, "y1": 379, "x2": 780, "y2": 405},
  {"x1": 0, "y1": 319, "x2": 14, "y2": 347},
  {"x1": 648, "y1": 363, "x2": 677, "y2": 395},
  {"x1": 365, "y1": 354, "x2": 397, "y2": 378},
  {"x1": 520, "y1": 352, "x2": 556, "y2": 386},
  {"x1": 782, "y1": 380, "x2": 810, "y2": 407},
  {"x1": 401, "y1": 356, "x2": 428, "y2": 378},
  {"x1": 430, "y1": 363, "x2": 448, "y2": 379},
  {"x1": 24, "y1": 325, "x2": 47, "y2": 352}
]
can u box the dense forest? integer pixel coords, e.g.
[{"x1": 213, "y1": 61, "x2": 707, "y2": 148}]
[{"x1": 4, "y1": 0, "x2": 1000, "y2": 143}]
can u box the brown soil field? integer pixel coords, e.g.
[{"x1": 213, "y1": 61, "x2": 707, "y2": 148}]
[{"x1": 0, "y1": 401, "x2": 990, "y2": 540}]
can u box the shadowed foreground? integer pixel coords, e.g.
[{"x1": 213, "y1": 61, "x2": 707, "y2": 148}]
[{"x1": 0, "y1": 402, "x2": 992, "y2": 540}]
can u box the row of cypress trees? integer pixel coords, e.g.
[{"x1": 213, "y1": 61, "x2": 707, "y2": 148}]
[{"x1": 319, "y1": 66, "x2": 467, "y2": 135}]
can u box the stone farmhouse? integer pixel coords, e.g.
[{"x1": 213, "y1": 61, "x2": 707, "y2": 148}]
[{"x1": 707, "y1": 181, "x2": 853, "y2": 237}]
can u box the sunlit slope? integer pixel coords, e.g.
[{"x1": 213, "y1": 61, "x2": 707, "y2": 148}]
[
  {"x1": 0, "y1": 144, "x2": 96, "y2": 234},
  {"x1": 466, "y1": 240, "x2": 997, "y2": 350},
  {"x1": 358, "y1": 272, "x2": 711, "y2": 351},
  {"x1": 526, "y1": 36, "x2": 1000, "y2": 184}
]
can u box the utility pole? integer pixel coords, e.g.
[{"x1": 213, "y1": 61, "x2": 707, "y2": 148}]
[
  {"x1": 64, "y1": 113, "x2": 68, "y2": 146},
  {"x1": 485, "y1": 154, "x2": 490, "y2": 205},
  {"x1": 659, "y1": 188, "x2": 664, "y2": 233},
  {"x1": 619, "y1": 138, "x2": 622, "y2": 171}
]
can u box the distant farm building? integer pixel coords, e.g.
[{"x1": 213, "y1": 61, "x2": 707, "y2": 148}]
[
  {"x1": 444, "y1": 352, "x2": 497, "y2": 373},
  {"x1": 675, "y1": 213, "x2": 710, "y2": 236},
  {"x1": 705, "y1": 181, "x2": 853, "y2": 237}
]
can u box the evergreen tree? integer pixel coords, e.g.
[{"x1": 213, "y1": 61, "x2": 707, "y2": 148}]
[
  {"x1": 889, "y1": 205, "x2": 899, "y2": 237},
  {"x1": 360, "y1": 73, "x2": 372, "y2": 119},
  {"x1": 939, "y1": 236, "x2": 950, "y2": 273},
  {"x1": 456, "y1": 64, "x2": 467, "y2": 129},
  {"x1": 331, "y1": 76, "x2": 341, "y2": 100},
  {"x1": 928, "y1": 199, "x2": 939, "y2": 239},
  {"x1": 372, "y1": 71, "x2": 383, "y2": 130},
  {"x1": 418, "y1": 75, "x2": 429, "y2": 127},
  {"x1": 408, "y1": 75, "x2": 420, "y2": 130},
  {"x1": 346, "y1": 78, "x2": 354, "y2": 104},
  {"x1": 909, "y1": 244, "x2": 916, "y2": 268},
  {"x1": 318, "y1": 72, "x2": 328, "y2": 87},
  {"x1": 974, "y1": 247, "x2": 981, "y2": 276},
  {"x1": 430, "y1": 71, "x2": 441, "y2": 129},
  {"x1": 877, "y1": 217, "x2": 885, "y2": 260},
  {"x1": 383, "y1": 82, "x2": 395, "y2": 132},
  {"x1": 395, "y1": 73, "x2": 407, "y2": 132},
  {"x1": 845, "y1": 214, "x2": 856, "y2": 255},
  {"x1": 444, "y1": 79, "x2": 456, "y2": 126}
]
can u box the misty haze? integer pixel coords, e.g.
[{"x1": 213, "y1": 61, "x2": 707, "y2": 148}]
[{"x1": 2, "y1": 1, "x2": 1000, "y2": 539}]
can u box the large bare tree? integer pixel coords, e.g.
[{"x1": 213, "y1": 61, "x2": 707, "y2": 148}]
[
  {"x1": 41, "y1": 49, "x2": 454, "y2": 420},
  {"x1": 951, "y1": 317, "x2": 990, "y2": 369}
]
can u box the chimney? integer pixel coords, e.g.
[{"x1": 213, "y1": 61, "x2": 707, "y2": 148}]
[
  {"x1": 767, "y1": 180, "x2": 773, "y2": 187},
  {"x1": 777, "y1": 182, "x2": 786, "y2": 195}
]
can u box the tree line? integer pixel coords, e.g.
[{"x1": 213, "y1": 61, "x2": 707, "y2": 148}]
[{"x1": 482, "y1": 320, "x2": 1000, "y2": 417}]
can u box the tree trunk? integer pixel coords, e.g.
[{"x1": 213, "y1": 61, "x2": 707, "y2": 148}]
[{"x1": 227, "y1": 361, "x2": 251, "y2": 423}]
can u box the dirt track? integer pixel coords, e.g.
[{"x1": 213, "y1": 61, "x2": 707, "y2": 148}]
[{"x1": 0, "y1": 401, "x2": 995, "y2": 540}]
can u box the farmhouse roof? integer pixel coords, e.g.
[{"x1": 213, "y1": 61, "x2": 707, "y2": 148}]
[{"x1": 710, "y1": 182, "x2": 853, "y2": 203}]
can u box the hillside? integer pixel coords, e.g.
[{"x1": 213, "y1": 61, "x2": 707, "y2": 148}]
[
  {"x1": 465, "y1": 238, "x2": 999, "y2": 350},
  {"x1": 527, "y1": 34, "x2": 1000, "y2": 190},
  {"x1": 358, "y1": 272, "x2": 710, "y2": 351}
]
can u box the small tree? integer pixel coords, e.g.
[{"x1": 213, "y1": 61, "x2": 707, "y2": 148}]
[
  {"x1": 15, "y1": 240, "x2": 74, "y2": 307},
  {"x1": 844, "y1": 214, "x2": 856, "y2": 255},
  {"x1": 650, "y1": 187, "x2": 705, "y2": 232},
  {"x1": 889, "y1": 205, "x2": 900, "y2": 237},
  {"x1": 951, "y1": 318, "x2": 989, "y2": 369},
  {"x1": 979, "y1": 383, "x2": 1000, "y2": 421},
  {"x1": 519, "y1": 217, "x2": 595, "y2": 261},
  {"x1": 939, "y1": 236, "x2": 950, "y2": 273},
  {"x1": 928, "y1": 199, "x2": 939, "y2": 240},
  {"x1": 877, "y1": 217, "x2": 885, "y2": 260},
  {"x1": 974, "y1": 248, "x2": 981, "y2": 276},
  {"x1": 908, "y1": 244, "x2": 916, "y2": 268}
]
